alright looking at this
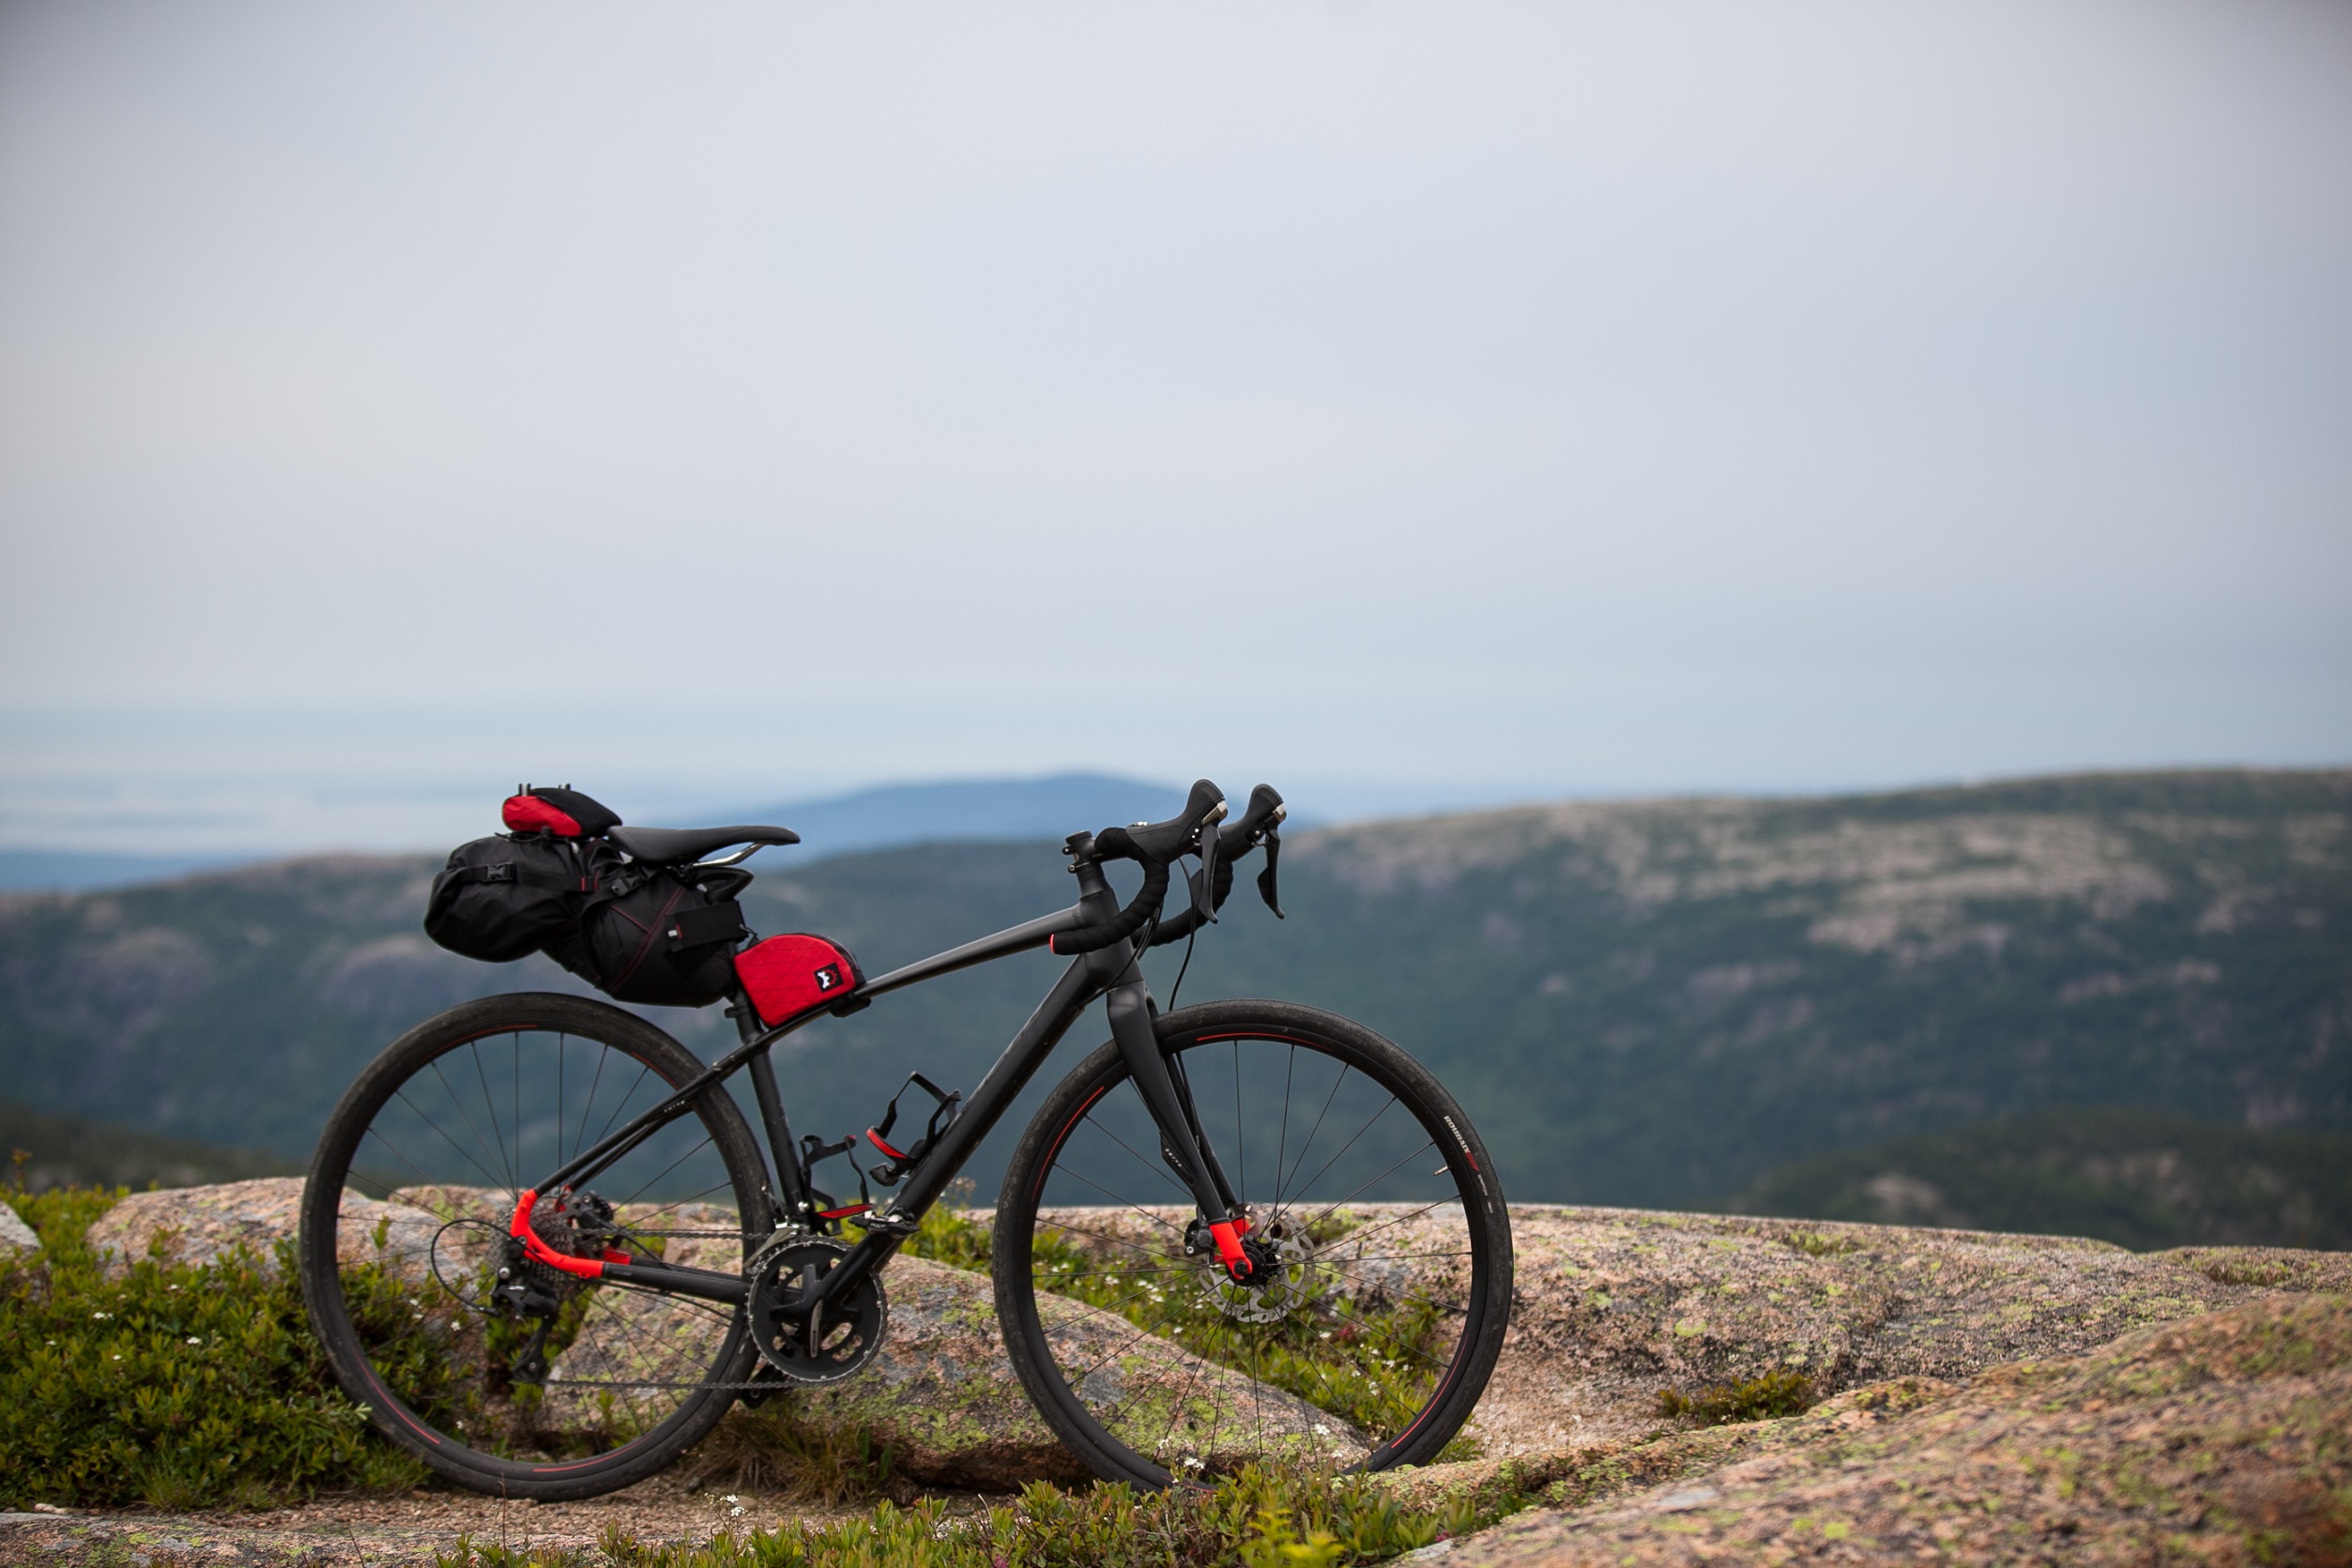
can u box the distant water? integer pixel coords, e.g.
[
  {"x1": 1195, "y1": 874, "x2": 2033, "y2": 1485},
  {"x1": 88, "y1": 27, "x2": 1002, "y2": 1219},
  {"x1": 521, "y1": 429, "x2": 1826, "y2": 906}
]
[{"x1": 0, "y1": 850, "x2": 264, "y2": 893}]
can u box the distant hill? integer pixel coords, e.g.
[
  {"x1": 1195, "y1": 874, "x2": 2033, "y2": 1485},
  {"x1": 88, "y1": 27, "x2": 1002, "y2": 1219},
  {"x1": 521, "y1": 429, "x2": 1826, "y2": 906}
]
[
  {"x1": 0, "y1": 1097, "x2": 299, "y2": 1194},
  {"x1": 0, "y1": 769, "x2": 2344, "y2": 1215},
  {"x1": 1729, "y1": 1108, "x2": 2352, "y2": 1250},
  {"x1": 735, "y1": 772, "x2": 1184, "y2": 860}
]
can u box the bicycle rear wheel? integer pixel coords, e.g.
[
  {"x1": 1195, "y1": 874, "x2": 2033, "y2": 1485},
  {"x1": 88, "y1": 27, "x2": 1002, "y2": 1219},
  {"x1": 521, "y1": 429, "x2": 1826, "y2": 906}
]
[
  {"x1": 994, "y1": 998, "x2": 1512, "y2": 1487},
  {"x1": 298, "y1": 993, "x2": 767, "y2": 1500}
]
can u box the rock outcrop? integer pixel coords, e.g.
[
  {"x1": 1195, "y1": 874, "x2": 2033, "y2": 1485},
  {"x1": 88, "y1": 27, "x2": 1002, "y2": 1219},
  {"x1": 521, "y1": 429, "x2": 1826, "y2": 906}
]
[
  {"x1": 1445, "y1": 1291, "x2": 2352, "y2": 1566},
  {"x1": 1468, "y1": 1205, "x2": 2295, "y2": 1454},
  {"x1": 83, "y1": 1176, "x2": 442, "y2": 1282},
  {"x1": 0, "y1": 1199, "x2": 38, "y2": 1258},
  {"x1": 29, "y1": 1178, "x2": 2352, "y2": 1545}
]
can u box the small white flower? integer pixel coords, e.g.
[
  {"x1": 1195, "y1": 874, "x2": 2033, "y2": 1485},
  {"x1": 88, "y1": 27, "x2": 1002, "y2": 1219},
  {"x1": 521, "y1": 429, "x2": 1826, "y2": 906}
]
[
  {"x1": 728, "y1": 1508, "x2": 744, "y2": 1517},
  {"x1": 1314, "y1": 1423, "x2": 1331, "y2": 1436},
  {"x1": 187, "y1": 1337, "x2": 202, "y2": 1346},
  {"x1": 1181, "y1": 1456, "x2": 1205, "y2": 1469},
  {"x1": 91, "y1": 1312, "x2": 111, "y2": 1320},
  {"x1": 112, "y1": 1354, "x2": 123, "y2": 1361},
  {"x1": 724, "y1": 1496, "x2": 741, "y2": 1505}
]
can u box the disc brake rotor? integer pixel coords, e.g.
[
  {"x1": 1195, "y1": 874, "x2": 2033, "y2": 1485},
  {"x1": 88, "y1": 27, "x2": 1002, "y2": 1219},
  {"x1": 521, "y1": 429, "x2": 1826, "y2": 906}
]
[
  {"x1": 1195, "y1": 1216, "x2": 1319, "y2": 1324},
  {"x1": 747, "y1": 1236, "x2": 889, "y2": 1384}
]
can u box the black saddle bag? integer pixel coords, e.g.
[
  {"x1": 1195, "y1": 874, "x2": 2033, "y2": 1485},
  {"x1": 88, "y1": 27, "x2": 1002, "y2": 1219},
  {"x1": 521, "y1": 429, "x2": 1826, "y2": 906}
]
[
  {"x1": 425, "y1": 832, "x2": 604, "y2": 964},
  {"x1": 547, "y1": 864, "x2": 751, "y2": 1009}
]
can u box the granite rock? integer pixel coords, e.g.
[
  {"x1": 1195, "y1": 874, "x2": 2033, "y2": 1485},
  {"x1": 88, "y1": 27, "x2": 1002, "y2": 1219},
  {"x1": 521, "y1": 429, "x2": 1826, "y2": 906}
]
[
  {"x1": 1448, "y1": 1290, "x2": 2352, "y2": 1566},
  {"x1": 83, "y1": 1177, "x2": 444, "y2": 1283},
  {"x1": 1463, "y1": 1205, "x2": 2283, "y2": 1455},
  {"x1": 0, "y1": 1200, "x2": 38, "y2": 1259}
]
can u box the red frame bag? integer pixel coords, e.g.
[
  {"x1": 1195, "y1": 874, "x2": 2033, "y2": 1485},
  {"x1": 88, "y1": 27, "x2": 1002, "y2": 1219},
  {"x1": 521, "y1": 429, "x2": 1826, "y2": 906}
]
[{"x1": 735, "y1": 934, "x2": 864, "y2": 1026}]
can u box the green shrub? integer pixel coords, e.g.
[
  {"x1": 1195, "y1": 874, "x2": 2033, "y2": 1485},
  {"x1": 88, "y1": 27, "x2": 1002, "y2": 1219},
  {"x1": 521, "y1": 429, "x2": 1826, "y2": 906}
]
[
  {"x1": 1654, "y1": 1368, "x2": 1818, "y2": 1426},
  {"x1": 0, "y1": 1185, "x2": 428, "y2": 1509}
]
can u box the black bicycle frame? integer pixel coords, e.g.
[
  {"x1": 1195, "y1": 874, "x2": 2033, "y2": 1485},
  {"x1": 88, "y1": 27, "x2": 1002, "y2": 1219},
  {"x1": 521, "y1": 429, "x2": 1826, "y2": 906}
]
[{"x1": 510, "y1": 853, "x2": 1235, "y2": 1317}]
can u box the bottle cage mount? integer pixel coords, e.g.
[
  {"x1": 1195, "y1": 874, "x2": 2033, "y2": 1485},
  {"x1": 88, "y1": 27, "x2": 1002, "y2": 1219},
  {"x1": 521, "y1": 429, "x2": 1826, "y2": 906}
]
[{"x1": 863, "y1": 1072, "x2": 962, "y2": 1188}]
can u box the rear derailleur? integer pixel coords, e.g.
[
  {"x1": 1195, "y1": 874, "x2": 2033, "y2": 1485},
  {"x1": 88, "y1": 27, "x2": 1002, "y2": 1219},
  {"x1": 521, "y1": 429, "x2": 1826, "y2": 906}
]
[{"x1": 484, "y1": 1189, "x2": 626, "y2": 1386}]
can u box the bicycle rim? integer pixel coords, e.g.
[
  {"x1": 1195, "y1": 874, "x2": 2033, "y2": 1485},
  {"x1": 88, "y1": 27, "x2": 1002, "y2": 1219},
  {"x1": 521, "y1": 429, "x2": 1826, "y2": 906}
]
[{"x1": 299, "y1": 994, "x2": 763, "y2": 1497}]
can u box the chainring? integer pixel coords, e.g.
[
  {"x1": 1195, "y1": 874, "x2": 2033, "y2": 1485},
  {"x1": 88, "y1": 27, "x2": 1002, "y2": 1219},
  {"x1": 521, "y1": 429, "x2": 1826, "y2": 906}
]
[{"x1": 747, "y1": 1236, "x2": 889, "y2": 1385}]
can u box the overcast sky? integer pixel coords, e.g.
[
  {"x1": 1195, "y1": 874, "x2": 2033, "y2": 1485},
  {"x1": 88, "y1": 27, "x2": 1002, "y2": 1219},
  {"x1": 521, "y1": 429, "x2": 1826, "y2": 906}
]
[{"x1": 2, "y1": 0, "x2": 2347, "y2": 853}]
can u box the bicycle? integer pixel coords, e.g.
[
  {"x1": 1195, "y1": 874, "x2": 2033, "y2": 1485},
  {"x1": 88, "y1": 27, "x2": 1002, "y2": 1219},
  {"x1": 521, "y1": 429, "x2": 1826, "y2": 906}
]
[{"x1": 298, "y1": 780, "x2": 1513, "y2": 1499}]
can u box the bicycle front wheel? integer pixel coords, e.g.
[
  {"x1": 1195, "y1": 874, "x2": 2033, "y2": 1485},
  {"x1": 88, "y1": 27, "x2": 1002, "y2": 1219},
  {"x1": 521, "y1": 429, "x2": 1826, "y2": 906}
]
[
  {"x1": 298, "y1": 993, "x2": 768, "y2": 1500},
  {"x1": 994, "y1": 998, "x2": 1512, "y2": 1487}
]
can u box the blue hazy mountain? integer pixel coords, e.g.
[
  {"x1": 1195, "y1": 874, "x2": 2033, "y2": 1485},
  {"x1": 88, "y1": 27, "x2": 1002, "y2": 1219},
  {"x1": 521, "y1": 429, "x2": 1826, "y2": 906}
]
[{"x1": 735, "y1": 772, "x2": 1185, "y2": 860}]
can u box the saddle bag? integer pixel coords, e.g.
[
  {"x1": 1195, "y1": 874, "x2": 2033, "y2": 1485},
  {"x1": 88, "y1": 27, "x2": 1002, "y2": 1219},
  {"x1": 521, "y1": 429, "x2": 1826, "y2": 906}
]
[
  {"x1": 550, "y1": 864, "x2": 752, "y2": 1010},
  {"x1": 424, "y1": 832, "x2": 604, "y2": 964}
]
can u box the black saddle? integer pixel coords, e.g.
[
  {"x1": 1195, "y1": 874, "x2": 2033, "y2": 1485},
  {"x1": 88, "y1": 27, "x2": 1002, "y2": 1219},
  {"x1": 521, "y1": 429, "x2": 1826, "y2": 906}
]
[{"x1": 607, "y1": 824, "x2": 800, "y2": 864}]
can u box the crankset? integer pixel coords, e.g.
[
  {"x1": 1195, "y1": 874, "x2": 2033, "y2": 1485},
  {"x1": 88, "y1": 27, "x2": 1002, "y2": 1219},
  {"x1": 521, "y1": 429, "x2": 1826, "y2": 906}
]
[{"x1": 746, "y1": 1236, "x2": 889, "y2": 1384}]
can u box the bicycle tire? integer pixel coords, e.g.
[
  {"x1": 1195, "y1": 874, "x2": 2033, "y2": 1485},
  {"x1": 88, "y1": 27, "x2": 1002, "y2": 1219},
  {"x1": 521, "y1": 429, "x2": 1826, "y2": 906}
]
[
  {"x1": 298, "y1": 993, "x2": 768, "y2": 1500},
  {"x1": 993, "y1": 998, "x2": 1512, "y2": 1487}
]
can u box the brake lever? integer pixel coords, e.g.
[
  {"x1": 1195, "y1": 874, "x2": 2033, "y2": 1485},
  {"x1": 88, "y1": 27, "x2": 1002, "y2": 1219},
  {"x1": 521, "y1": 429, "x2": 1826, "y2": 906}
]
[
  {"x1": 1257, "y1": 829, "x2": 1284, "y2": 919},
  {"x1": 1193, "y1": 811, "x2": 1221, "y2": 922}
]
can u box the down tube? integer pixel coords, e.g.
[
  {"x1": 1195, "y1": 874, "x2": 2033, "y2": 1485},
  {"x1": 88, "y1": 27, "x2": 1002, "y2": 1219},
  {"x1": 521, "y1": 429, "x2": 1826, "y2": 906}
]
[{"x1": 883, "y1": 954, "x2": 1104, "y2": 1220}]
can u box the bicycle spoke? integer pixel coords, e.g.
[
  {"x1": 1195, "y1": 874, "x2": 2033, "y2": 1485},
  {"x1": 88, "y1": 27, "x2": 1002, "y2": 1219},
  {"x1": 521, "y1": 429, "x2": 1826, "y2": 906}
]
[
  {"x1": 393, "y1": 1084, "x2": 512, "y2": 1194},
  {"x1": 1276, "y1": 1062, "x2": 1350, "y2": 1210},
  {"x1": 1288, "y1": 1095, "x2": 1409, "y2": 1210},
  {"x1": 468, "y1": 1042, "x2": 517, "y2": 1195},
  {"x1": 1080, "y1": 1107, "x2": 1196, "y2": 1203}
]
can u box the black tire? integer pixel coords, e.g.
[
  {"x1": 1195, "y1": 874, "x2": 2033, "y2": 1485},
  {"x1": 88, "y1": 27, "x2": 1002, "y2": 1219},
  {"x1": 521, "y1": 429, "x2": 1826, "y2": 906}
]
[
  {"x1": 298, "y1": 993, "x2": 768, "y2": 1500},
  {"x1": 993, "y1": 999, "x2": 1512, "y2": 1487}
]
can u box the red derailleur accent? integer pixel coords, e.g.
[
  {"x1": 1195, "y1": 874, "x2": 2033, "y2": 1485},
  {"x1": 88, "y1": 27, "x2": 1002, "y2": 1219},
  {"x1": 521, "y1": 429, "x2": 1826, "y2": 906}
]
[{"x1": 509, "y1": 1189, "x2": 631, "y2": 1281}]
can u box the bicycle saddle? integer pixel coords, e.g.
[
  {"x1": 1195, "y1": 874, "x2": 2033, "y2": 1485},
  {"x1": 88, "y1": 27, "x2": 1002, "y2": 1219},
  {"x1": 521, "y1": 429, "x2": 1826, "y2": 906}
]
[{"x1": 607, "y1": 824, "x2": 800, "y2": 863}]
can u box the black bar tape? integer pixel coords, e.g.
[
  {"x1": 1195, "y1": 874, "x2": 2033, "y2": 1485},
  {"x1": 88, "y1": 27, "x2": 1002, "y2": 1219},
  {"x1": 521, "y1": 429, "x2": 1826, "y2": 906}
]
[
  {"x1": 1148, "y1": 857, "x2": 1237, "y2": 946},
  {"x1": 1049, "y1": 858, "x2": 1170, "y2": 954}
]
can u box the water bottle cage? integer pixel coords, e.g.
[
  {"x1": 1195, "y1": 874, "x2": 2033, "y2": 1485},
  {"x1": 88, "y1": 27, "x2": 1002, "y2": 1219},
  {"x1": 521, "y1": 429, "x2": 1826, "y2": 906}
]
[
  {"x1": 863, "y1": 1072, "x2": 962, "y2": 1188},
  {"x1": 798, "y1": 1132, "x2": 875, "y2": 1224}
]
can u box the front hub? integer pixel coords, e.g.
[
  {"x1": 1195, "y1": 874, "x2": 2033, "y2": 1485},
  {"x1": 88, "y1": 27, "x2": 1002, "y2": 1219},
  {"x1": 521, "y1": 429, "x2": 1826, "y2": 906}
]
[{"x1": 1189, "y1": 1215, "x2": 1319, "y2": 1324}]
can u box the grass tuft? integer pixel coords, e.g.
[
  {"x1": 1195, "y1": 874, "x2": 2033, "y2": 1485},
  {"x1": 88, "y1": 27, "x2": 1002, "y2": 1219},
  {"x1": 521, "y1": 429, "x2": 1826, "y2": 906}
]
[
  {"x1": 1655, "y1": 1369, "x2": 1819, "y2": 1426},
  {"x1": 434, "y1": 1461, "x2": 1504, "y2": 1568},
  {"x1": 683, "y1": 1405, "x2": 905, "y2": 1505}
]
